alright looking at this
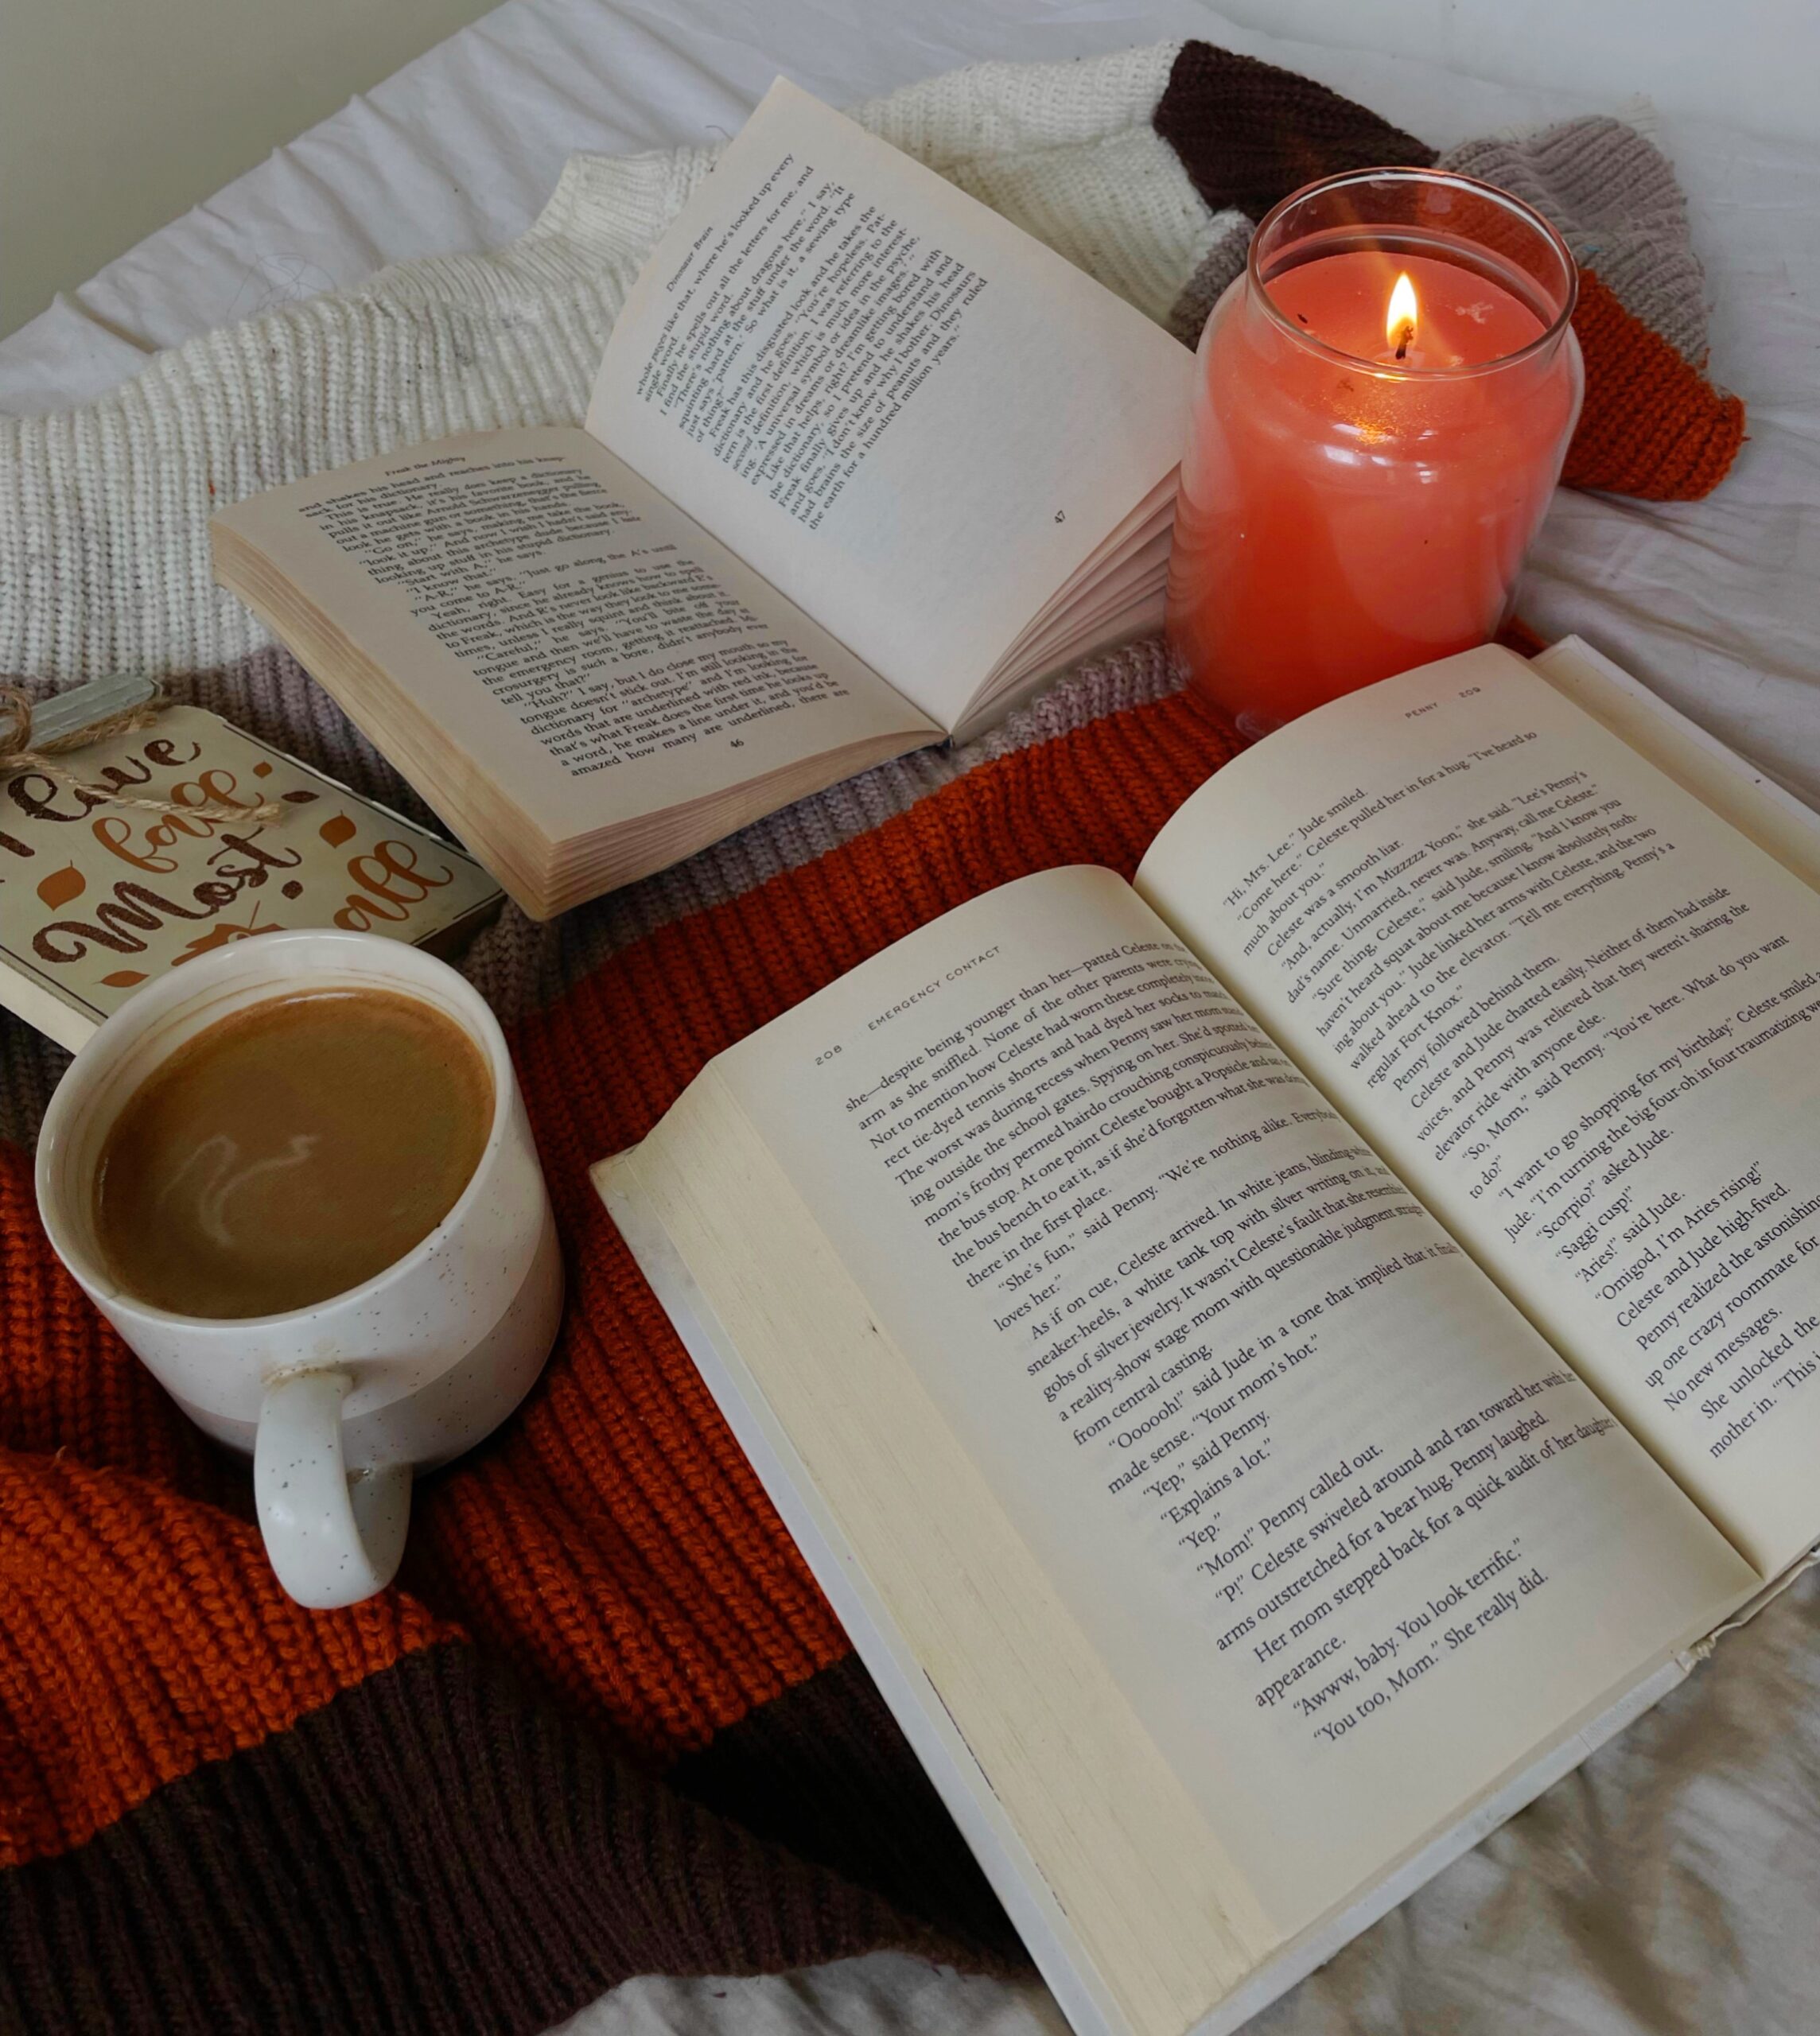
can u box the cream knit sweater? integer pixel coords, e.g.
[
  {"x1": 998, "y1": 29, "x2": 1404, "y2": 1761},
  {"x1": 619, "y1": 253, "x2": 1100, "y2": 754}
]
[{"x1": 0, "y1": 44, "x2": 1236, "y2": 686}]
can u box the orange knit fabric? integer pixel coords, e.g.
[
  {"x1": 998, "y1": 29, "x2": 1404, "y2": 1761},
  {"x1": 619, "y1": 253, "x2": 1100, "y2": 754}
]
[
  {"x1": 1563, "y1": 268, "x2": 1747, "y2": 499},
  {"x1": 0, "y1": 684, "x2": 1240, "y2": 1867},
  {"x1": 0, "y1": 1137, "x2": 228, "y2": 1496},
  {"x1": 0, "y1": 1448, "x2": 453, "y2": 1865},
  {"x1": 410, "y1": 685, "x2": 1242, "y2": 1747}
]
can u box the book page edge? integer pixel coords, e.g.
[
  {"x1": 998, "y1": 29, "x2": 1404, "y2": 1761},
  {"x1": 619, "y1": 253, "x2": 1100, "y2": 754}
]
[
  {"x1": 1184, "y1": 1652, "x2": 1689, "y2": 2036},
  {"x1": 1532, "y1": 635, "x2": 1820, "y2": 890},
  {"x1": 595, "y1": 1145, "x2": 1138, "y2": 2036}
]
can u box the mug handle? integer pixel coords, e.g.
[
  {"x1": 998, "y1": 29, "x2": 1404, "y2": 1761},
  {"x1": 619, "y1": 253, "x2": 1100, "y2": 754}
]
[{"x1": 253, "y1": 1368, "x2": 411, "y2": 1609}]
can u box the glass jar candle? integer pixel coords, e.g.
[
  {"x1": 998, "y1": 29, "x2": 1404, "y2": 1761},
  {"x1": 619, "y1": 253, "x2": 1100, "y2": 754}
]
[{"x1": 1165, "y1": 167, "x2": 1583, "y2": 737}]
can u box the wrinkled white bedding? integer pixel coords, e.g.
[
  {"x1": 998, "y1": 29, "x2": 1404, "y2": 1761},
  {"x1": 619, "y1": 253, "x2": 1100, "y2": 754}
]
[{"x1": 5, "y1": 6, "x2": 1815, "y2": 2033}]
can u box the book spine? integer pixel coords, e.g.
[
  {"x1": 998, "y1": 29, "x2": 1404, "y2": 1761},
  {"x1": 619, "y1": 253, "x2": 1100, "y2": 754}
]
[{"x1": 599, "y1": 1168, "x2": 1132, "y2": 2036}]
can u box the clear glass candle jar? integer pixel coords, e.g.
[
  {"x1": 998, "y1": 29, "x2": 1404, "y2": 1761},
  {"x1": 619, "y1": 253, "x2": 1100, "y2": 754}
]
[{"x1": 1165, "y1": 167, "x2": 1583, "y2": 738}]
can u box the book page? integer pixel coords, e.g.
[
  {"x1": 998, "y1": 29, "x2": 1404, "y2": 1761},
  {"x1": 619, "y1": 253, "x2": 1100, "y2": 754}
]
[
  {"x1": 584, "y1": 80, "x2": 1193, "y2": 728},
  {"x1": 709, "y1": 865, "x2": 1748, "y2": 1937},
  {"x1": 213, "y1": 426, "x2": 936, "y2": 848},
  {"x1": 1533, "y1": 637, "x2": 1820, "y2": 892},
  {"x1": 1139, "y1": 647, "x2": 1820, "y2": 1577}
]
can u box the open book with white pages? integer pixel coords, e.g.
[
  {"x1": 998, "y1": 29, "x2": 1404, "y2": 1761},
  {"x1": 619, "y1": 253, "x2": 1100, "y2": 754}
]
[
  {"x1": 596, "y1": 636, "x2": 1820, "y2": 2036},
  {"x1": 211, "y1": 80, "x2": 1191, "y2": 917}
]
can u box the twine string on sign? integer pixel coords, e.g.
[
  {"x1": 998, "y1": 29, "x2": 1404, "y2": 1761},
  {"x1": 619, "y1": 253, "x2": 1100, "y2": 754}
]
[{"x1": 0, "y1": 680, "x2": 283, "y2": 823}]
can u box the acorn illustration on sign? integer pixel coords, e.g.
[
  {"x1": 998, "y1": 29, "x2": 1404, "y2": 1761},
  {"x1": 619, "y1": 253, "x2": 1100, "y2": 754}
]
[
  {"x1": 36, "y1": 865, "x2": 85, "y2": 908},
  {"x1": 171, "y1": 904, "x2": 282, "y2": 966},
  {"x1": 0, "y1": 699, "x2": 500, "y2": 1049}
]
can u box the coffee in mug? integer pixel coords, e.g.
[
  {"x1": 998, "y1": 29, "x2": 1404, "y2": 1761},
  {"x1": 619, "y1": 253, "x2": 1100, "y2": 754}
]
[
  {"x1": 37, "y1": 931, "x2": 562, "y2": 1611},
  {"x1": 94, "y1": 988, "x2": 493, "y2": 1320}
]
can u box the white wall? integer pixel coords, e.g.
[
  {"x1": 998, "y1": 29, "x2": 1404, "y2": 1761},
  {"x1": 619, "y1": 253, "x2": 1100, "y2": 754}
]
[{"x1": 0, "y1": 0, "x2": 500, "y2": 336}]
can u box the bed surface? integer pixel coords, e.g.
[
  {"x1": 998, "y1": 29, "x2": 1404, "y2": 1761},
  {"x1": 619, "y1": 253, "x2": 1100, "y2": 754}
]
[{"x1": 5, "y1": 6, "x2": 1815, "y2": 2034}]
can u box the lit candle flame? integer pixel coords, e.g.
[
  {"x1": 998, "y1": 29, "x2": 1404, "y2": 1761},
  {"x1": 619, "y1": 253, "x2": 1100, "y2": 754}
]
[{"x1": 1386, "y1": 271, "x2": 1418, "y2": 359}]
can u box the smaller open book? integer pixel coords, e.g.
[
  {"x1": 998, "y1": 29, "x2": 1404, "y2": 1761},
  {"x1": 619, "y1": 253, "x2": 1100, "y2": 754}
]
[
  {"x1": 211, "y1": 80, "x2": 1192, "y2": 918},
  {"x1": 598, "y1": 640, "x2": 1820, "y2": 2036}
]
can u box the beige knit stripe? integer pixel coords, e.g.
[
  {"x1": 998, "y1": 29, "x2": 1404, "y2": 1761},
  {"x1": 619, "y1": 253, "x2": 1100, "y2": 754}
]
[
  {"x1": 1441, "y1": 118, "x2": 1711, "y2": 365},
  {"x1": 0, "y1": 635, "x2": 1185, "y2": 1147},
  {"x1": 1166, "y1": 212, "x2": 1253, "y2": 345}
]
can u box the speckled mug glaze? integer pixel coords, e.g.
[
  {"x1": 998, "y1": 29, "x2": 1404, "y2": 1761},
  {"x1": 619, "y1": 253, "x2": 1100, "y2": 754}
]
[{"x1": 37, "y1": 930, "x2": 562, "y2": 1609}]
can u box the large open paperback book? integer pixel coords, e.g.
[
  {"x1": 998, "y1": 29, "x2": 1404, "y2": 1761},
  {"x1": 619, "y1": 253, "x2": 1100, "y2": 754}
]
[
  {"x1": 597, "y1": 638, "x2": 1820, "y2": 2036},
  {"x1": 211, "y1": 81, "x2": 1191, "y2": 917}
]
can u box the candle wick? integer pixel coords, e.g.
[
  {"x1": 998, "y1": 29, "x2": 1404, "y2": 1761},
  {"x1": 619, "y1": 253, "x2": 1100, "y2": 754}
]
[{"x1": 1394, "y1": 324, "x2": 1412, "y2": 362}]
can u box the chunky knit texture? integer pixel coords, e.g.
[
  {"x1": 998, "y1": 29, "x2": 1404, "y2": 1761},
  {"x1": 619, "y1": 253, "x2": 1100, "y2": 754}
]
[
  {"x1": 1440, "y1": 118, "x2": 1748, "y2": 496},
  {"x1": 2, "y1": 647, "x2": 1235, "y2": 2032},
  {"x1": 0, "y1": 43, "x2": 1748, "y2": 2034},
  {"x1": 1555, "y1": 269, "x2": 1746, "y2": 496}
]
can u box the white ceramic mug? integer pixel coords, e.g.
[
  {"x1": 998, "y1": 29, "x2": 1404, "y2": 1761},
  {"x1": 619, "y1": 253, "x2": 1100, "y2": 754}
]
[{"x1": 36, "y1": 929, "x2": 563, "y2": 1610}]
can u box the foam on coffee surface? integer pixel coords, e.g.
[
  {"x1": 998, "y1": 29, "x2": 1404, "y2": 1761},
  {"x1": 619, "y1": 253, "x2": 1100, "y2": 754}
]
[{"x1": 93, "y1": 988, "x2": 493, "y2": 1319}]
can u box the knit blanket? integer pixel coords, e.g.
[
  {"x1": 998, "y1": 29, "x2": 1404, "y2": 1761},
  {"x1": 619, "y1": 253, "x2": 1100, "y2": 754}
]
[{"x1": 0, "y1": 43, "x2": 1744, "y2": 2035}]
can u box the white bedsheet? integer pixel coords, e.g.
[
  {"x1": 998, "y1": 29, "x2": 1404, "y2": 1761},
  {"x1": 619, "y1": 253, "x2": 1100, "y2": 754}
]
[{"x1": 5, "y1": 6, "x2": 1815, "y2": 2034}]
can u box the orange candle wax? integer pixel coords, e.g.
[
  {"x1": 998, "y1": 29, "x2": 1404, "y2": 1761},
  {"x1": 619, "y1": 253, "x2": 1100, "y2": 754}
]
[{"x1": 1166, "y1": 169, "x2": 1583, "y2": 737}]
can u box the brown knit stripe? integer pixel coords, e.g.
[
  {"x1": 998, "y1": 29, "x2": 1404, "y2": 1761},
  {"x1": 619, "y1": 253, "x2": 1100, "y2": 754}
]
[
  {"x1": 0, "y1": 1641, "x2": 1010, "y2": 2036},
  {"x1": 669, "y1": 1649, "x2": 1021, "y2": 1966},
  {"x1": 1153, "y1": 43, "x2": 1435, "y2": 221},
  {"x1": 0, "y1": 1447, "x2": 457, "y2": 1867}
]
